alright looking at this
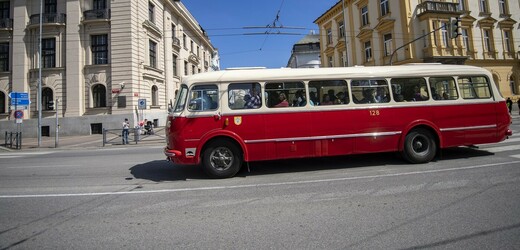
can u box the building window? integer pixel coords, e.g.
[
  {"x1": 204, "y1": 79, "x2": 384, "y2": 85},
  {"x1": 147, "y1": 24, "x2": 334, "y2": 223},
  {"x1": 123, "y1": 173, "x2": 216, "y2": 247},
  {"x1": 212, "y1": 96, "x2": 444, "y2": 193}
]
[
  {"x1": 380, "y1": 0, "x2": 389, "y2": 16},
  {"x1": 0, "y1": 91, "x2": 5, "y2": 113},
  {"x1": 441, "y1": 22, "x2": 449, "y2": 47},
  {"x1": 504, "y1": 30, "x2": 512, "y2": 52},
  {"x1": 338, "y1": 21, "x2": 345, "y2": 39},
  {"x1": 479, "y1": 0, "x2": 488, "y2": 13},
  {"x1": 0, "y1": 42, "x2": 8, "y2": 71},
  {"x1": 461, "y1": 28, "x2": 470, "y2": 51},
  {"x1": 511, "y1": 76, "x2": 517, "y2": 95},
  {"x1": 383, "y1": 33, "x2": 392, "y2": 56},
  {"x1": 328, "y1": 56, "x2": 333, "y2": 67},
  {"x1": 184, "y1": 61, "x2": 188, "y2": 75},
  {"x1": 172, "y1": 54, "x2": 178, "y2": 76},
  {"x1": 171, "y1": 23, "x2": 176, "y2": 38},
  {"x1": 92, "y1": 84, "x2": 106, "y2": 108},
  {"x1": 91, "y1": 34, "x2": 108, "y2": 65},
  {"x1": 44, "y1": 0, "x2": 57, "y2": 14},
  {"x1": 499, "y1": 0, "x2": 508, "y2": 15},
  {"x1": 151, "y1": 85, "x2": 158, "y2": 106},
  {"x1": 191, "y1": 65, "x2": 195, "y2": 75},
  {"x1": 326, "y1": 28, "x2": 332, "y2": 45},
  {"x1": 364, "y1": 41, "x2": 372, "y2": 62},
  {"x1": 149, "y1": 40, "x2": 157, "y2": 68},
  {"x1": 93, "y1": 0, "x2": 106, "y2": 10},
  {"x1": 183, "y1": 34, "x2": 187, "y2": 49},
  {"x1": 361, "y1": 6, "x2": 369, "y2": 26},
  {"x1": 148, "y1": 2, "x2": 155, "y2": 23},
  {"x1": 0, "y1": 1, "x2": 9, "y2": 19},
  {"x1": 483, "y1": 29, "x2": 492, "y2": 52},
  {"x1": 42, "y1": 38, "x2": 56, "y2": 68},
  {"x1": 458, "y1": 0, "x2": 466, "y2": 11},
  {"x1": 42, "y1": 87, "x2": 53, "y2": 110},
  {"x1": 190, "y1": 41, "x2": 194, "y2": 52}
]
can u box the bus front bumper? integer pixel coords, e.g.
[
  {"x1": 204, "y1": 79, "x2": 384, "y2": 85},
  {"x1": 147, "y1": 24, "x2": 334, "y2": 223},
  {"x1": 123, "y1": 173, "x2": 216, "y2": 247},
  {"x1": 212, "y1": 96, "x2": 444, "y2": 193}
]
[{"x1": 164, "y1": 148, "x2": 182, "y2": 158}]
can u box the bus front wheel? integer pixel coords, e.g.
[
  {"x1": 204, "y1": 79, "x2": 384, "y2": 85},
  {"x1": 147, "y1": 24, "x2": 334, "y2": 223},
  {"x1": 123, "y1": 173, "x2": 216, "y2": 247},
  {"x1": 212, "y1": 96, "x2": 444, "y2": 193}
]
[
  {"x1": 202, "y1": 140, "x2": 242, "y2": 178},
  {"x1": 402, "y1": 128, "x2": 437, "y2": 164}
]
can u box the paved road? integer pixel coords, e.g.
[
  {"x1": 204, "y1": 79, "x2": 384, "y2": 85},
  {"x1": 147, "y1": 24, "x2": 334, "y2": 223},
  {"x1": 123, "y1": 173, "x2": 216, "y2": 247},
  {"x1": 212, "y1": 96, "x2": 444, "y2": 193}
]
[{"x1": 0, "y1": 121, "x2": 519, "y2": 249}]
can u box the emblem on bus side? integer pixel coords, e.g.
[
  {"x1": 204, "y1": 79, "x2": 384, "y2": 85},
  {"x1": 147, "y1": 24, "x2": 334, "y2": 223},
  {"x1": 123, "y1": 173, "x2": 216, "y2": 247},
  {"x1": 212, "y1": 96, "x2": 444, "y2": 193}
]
[{"x1": 234, "y1": 116, "x2": 242, "y2": 125}]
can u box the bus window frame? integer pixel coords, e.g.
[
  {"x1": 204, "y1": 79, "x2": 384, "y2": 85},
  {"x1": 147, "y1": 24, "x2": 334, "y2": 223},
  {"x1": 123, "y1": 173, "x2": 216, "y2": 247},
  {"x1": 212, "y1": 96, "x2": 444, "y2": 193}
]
[
  {"x1": 187, "y1": 84, "x2": 219, "y2": 112},
  {"x1": 456, "y1": 75, "x2": 493, "y2": 100}
]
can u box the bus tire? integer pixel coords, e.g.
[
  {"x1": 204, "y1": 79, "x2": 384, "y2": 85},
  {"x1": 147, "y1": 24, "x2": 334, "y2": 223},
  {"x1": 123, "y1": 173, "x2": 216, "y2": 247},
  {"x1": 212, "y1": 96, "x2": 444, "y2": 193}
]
[
  {"x1": 202, "y1": 140, "x2": 242, "y2": 178},
  {"x1": 402, "y1": 128, "x2": 437, "y2": 164}
]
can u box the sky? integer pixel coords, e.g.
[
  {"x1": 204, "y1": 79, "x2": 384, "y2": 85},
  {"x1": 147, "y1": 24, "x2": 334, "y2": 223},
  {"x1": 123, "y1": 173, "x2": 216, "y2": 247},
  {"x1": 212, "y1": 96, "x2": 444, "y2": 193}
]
[{"x1": 181, "y1": 0, "x2": 338, "y2": 69}]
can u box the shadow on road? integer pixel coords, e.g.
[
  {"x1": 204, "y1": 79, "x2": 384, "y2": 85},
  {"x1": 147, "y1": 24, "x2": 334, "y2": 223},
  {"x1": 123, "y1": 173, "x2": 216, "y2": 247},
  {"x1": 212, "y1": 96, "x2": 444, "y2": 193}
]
[{"x1": 129, "y1": 147, "x2": 495, "y2": 182}]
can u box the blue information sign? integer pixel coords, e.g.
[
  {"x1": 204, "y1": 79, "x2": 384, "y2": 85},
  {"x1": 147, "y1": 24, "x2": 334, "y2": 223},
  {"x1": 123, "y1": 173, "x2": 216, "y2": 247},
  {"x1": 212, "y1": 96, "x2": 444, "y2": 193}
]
[{"x1": 9, "y1": 92, "x2": 30, "y2": 106}]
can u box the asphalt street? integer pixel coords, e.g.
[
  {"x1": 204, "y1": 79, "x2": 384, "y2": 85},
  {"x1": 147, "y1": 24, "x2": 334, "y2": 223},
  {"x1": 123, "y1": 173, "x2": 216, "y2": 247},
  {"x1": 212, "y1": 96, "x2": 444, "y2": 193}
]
[{"x1": 0, "y1": 117, "x2": 519, "y2": 249}]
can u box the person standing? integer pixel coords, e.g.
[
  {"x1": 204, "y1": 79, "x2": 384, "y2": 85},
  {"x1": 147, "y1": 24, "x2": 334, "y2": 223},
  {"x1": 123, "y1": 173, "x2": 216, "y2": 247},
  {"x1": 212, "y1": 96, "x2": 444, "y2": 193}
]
[
  {"x1": 506, "y1": 97, "x2": 513, "y2": 114},
  {"x1": 122, "y1": 118, "x2": 130, "y2": 144},
  {"x1": 517, "y1": 99, "x2": 520, "y2": 115}
]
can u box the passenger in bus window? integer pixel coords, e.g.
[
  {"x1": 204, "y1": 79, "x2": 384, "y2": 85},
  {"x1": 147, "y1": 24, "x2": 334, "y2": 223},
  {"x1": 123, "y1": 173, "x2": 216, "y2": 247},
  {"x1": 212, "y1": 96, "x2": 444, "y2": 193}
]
[
  {"x1": 442, "y1": 92, "x2": 449, "y2": 100},
  {"x1": 335, "y1": 92, "x2": 346, "y2": 104},
  {"x1": 431, "y1": 87, "x2": 442, "y2": 100},
  {"x1": 327, "y1": 89, "x2": 336, "y2": 103},
  {"x1": 361, "y1": 88, "x2": 377, "y2": 103},
  {"x1": 412, "y1": 85, "x2": 428, "y2": 101},
  {"x1": 274, "y1": 92, "x2": 289, "y2": 107},
  {"x1": 309, "y1": 92, "x2": 318, "y2": 105},
  {"x1": 293, "y1": 90, "x2": 307, "y2": 106},
  {"x1": 375, "y1": 87, "x2": 389, "y2": 103},
  {"x1": 322, "y1": 94, "x2": 333, "y2": 105},
  {"x1": 245, "y1": 87, "x2": 261, "y2": 108}
]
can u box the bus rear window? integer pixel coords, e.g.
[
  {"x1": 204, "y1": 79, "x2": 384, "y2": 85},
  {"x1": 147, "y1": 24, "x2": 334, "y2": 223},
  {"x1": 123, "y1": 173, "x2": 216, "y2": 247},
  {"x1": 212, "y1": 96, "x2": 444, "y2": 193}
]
[{"x1": 458, "y1": 76, "x2": 491, "y2": 99}]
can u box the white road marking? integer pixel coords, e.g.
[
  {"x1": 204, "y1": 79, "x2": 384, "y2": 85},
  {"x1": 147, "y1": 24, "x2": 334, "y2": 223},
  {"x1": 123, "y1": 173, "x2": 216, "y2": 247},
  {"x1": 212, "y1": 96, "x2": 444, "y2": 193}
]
[
  {"x1": 510, "y1": 154, "x2": 520, "y2": 159},
  {"x1": 8, "y1": 164, "x2": 81, "y2": 169},
  {"x1": 484, "y1": 145, "x2": 520, "y2": 153},
  {"x1": 1, "y1": 160, "x2": 519, "y2": 199}
]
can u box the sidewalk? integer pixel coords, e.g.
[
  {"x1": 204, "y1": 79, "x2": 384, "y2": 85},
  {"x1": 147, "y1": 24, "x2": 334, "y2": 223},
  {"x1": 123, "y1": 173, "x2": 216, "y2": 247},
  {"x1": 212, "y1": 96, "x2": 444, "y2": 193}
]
[{"x1": 0, "y1": 132, "x2": 165, "y2": 152}]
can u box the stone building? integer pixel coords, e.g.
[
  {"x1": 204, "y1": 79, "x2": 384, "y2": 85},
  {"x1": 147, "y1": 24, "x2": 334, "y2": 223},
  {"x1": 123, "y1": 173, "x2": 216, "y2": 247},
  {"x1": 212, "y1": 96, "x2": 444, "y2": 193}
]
[
  {"x1": 287, "y1": 32, "x2": 321, "y2": 68},
  {"x1": 0, "y1": 0, "x2": 217, "y2": 137},
  {"x1": 314, "y1": 0, "x2": 519, "y2": 99}
]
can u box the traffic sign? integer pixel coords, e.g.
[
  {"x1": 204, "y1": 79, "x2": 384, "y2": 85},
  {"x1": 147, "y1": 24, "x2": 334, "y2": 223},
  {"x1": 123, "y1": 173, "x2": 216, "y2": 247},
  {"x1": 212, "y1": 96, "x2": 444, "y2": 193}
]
[
  {"x1": 14, "y1": 110, "x2": 23, "y2": 119},
  {"x1": 138, "y1": 99, "x2": 146, "y2": 109},
  {"x1": 9, "y1": 92, "x2": 30, "y2": 106}
]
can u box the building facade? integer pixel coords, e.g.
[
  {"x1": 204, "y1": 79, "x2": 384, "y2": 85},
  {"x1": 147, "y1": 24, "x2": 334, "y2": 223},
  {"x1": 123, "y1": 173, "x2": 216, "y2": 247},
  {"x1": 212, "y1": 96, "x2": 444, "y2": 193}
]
[
  {"x1": 286, "y1": 32, "x2": 321, "y2": 68},
  {"x1": 314, "y1": 0, "x2": 519, "y2": 99},
  {"x1": 0, "y1": 0, "x2": 217, "y2": 137}
]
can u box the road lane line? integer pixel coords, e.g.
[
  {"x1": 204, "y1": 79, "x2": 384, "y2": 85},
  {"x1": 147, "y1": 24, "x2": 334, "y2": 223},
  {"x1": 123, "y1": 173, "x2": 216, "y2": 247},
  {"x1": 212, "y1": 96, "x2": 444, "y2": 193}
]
[
  {"x1": 1, "y1": 160, "x2": 519, "y2": 199},
  {"x1": 483, "y1": 145, "x2": 520, "y2": 153},
  {"x1": 8, "y1": 164, "x2": 81, "y2": 169}
]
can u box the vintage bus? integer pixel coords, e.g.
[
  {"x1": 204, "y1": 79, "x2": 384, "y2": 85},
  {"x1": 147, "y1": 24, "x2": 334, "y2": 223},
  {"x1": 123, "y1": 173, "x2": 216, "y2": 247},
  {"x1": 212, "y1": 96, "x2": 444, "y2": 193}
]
[{"x1": 164, "y1": 64, "x2": 512, "y2": 178}]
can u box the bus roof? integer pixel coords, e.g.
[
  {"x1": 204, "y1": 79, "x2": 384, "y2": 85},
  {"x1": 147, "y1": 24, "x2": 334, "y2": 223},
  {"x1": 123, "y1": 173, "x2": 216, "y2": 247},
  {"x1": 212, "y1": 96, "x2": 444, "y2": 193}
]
[{"x1": 183, "y1": 64, "x2": 490, "y2": 85}]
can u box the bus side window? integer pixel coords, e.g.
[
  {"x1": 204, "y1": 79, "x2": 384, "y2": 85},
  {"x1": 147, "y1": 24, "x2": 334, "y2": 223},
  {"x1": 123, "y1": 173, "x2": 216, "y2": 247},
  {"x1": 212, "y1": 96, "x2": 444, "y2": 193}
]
[
  {"x1": 390, "y1": 78, "x2": 428, "y2": 102},
  {"x1": 351, "y1": 79, "x2": 388, "y2": 104},
  {"x1": 228, "y1": 83, "x2": 262, "y2": 109},
  {"x1": 309, "y1": 80, "x2": 349, "y2": 106},
  {"x1": 458, "y1": 76, "x2": 491, "y2": 99},
  {"x1": 429, "y1": 77, "x2": 459, "y2": 100},
  {"x1": 188, "y1": 85, "x2": 219, "y2": 111},
  {"x1": 265, "y1": 82, "x2": 305, "y2": 108}
]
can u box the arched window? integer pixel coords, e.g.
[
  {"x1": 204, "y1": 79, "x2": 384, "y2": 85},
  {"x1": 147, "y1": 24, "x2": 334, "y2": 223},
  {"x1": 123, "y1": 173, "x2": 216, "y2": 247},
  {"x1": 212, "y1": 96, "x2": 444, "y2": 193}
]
[
  {"x1": 42, "y1": 87, "x2": 53, "y2": 110},
  {"x1": 0, "y1": 91, "x2": 5, "y2": 113},
  {"x1": 151, "y1": 85, "x2": 158, "y2": 106},
  {"x1": 93, "y1": 84, "x2": 106, "y2": 108}
]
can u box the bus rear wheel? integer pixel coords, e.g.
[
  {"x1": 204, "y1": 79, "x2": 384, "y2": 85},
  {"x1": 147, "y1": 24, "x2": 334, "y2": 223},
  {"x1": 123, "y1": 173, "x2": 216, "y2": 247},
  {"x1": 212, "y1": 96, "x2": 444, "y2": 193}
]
[
  {"x1": 202, "y1": 140, "x2": 242, "y2": 178},
  {"x1": 402, "y1": 128, "x2": 437, "y2": 164}
]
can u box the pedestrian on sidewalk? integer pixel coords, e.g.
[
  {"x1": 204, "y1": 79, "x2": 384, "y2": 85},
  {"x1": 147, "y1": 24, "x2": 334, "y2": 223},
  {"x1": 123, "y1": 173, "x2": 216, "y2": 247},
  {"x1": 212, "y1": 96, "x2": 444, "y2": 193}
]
[
  {"x1": 122, "y1": 118, "x2": 130, "y2": 144},
  {"x1": 517, "y1": 99, "x2": 520, "y2": 115},
  {"x1": 506, "y1": 97, "x2": 513, "y2": 114}
]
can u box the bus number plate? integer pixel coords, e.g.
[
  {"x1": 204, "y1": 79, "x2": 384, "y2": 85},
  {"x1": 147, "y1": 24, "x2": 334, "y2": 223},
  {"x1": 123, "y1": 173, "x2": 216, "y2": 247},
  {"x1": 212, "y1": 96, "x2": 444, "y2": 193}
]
[{"x1": 370, "y1": 110, "x2": 380, "y2": 116}]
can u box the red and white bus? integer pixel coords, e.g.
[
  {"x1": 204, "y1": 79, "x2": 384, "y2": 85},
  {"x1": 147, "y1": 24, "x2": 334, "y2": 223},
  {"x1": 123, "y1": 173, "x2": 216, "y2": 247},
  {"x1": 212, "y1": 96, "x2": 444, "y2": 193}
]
[{"x1": 164, "y1": 64, "x2": 512, "y2": 178}]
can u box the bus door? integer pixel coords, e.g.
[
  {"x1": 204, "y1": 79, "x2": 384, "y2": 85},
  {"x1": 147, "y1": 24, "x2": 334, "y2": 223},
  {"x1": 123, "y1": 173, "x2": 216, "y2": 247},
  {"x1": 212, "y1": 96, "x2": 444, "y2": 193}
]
[{"x1": 185, "y1": 85, "x2": 223, "y2": 149}]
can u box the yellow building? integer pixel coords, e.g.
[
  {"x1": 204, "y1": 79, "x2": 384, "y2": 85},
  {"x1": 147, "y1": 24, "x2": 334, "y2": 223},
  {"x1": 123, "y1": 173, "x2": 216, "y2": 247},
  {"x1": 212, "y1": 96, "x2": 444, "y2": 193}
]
[{"x1": 315, "y1": 0, "x2": 519, "y2": 100}]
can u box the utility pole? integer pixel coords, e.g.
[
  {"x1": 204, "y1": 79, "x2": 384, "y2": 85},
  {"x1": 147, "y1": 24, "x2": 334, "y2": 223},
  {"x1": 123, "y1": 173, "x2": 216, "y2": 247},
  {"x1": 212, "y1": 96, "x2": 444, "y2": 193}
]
[
  {"x1": 55, "y1": 98, "x2": 59, "y2": 148},
  {"x1": 37, "y1": 0, "x2": 43, "y2": 147}
]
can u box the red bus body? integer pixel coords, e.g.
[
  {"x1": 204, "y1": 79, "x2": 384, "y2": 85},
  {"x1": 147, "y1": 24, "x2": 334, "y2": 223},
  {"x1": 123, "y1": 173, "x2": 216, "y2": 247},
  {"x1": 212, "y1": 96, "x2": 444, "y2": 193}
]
[{"x1": 164, "y1": 65, "x2": 512, "y2": 177}]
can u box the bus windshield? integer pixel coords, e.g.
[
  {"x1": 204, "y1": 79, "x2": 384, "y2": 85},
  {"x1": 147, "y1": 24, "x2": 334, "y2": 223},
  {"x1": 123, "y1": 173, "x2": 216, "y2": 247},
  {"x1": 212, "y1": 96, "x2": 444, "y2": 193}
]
[{"x1": 173, "y1": 85, "x2": 188, "y2": 113}]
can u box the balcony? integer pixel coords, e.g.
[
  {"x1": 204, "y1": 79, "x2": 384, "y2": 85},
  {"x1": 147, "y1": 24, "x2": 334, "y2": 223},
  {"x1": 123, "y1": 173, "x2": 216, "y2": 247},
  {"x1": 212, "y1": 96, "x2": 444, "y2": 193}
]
[
  {"x1": 83, "y1": 9, "x2": 110, "y2": 22},
  {"x1": 172, "y1": 37, "x2": 181, "y2": 51},
  {"x1": 0, "y1": 18, "x2": 13, "y2": 30},
  {"x1": 417, "y1": 1, "x2": 461, "y2": 16},
  {"x1": 28, "y1": 13, "x2": 66, "y2": 27}
]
